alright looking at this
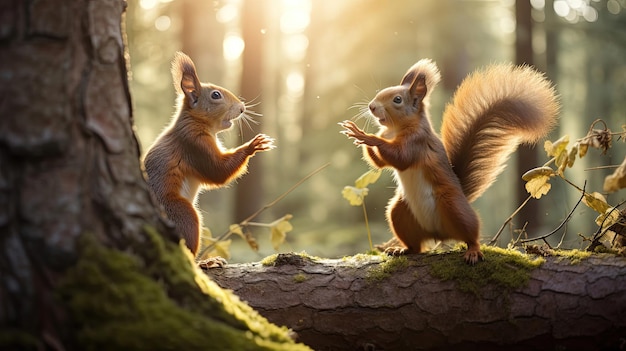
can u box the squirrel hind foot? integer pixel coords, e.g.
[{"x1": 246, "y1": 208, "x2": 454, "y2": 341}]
[
  {"x1": 383, "y1": 246, "x2": 408, "y2": 256},
  {"x1": 463, "y1": 246, "x2": 484, "y2": 265},
  {"x1": 197, "y1": 256, "x2": 228, "y2": 269}
]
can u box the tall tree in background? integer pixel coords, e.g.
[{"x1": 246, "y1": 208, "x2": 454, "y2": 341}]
[
  {"x1": 0, "y1": 1, "x2": 308, "y2": 349},
  {"x1": 514, "y1": 0, "x2": 541, "y2": 235},
  {"x1": 234, "y1": 0, "x2": 267, "y2": 221}
]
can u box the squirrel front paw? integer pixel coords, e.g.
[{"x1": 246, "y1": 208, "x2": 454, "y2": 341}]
[
  {"x1": 247, "y1": 134, "x2": 275, "y2": 154},
  {"x1": 339, "y1": 120, "x2": 382, "y2": 147}
]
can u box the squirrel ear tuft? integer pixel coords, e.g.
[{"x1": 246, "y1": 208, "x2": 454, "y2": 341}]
[
  {"x1": 172, "y1": 52, "x2": 201, "y2": 107},
  {"x1": 399, "y1": 59, "x2": 440, "y2": 98}
]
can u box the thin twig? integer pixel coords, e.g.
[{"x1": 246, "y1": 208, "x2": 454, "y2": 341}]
[
  {"x1": 589, "y1": 198, "x2": 626, "y2": 244},
  {"x1": 362, "y1": 200, "x2": 373, "y2": 252},
  {"x1": 240, "y1": 163, "x2": 330, "y2": 227},
  {"x1": 511, "y1": 222, "x2": 528, "y2": 247},
  {"x1": 520, "y1": 181, "x2": 586, "y2": 244},
  {"x1": 556, "y1": 224, "x2": 568, "y2": 249},
  {"x1": 584, "y1": 165, "x2": 620, "y2": 171},
  {"x1": 489, "y1": 195, "x2": 533, "y2": 245},
  {"x1": 196, "y1": 163, "x2": 330, "y2": 259}
]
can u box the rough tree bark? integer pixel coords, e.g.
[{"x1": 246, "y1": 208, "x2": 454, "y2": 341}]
[
  {"x1": 0, "y1": 0, "x2": 169, "y2": 341},
  {"x1": 207, "y1": 252, "x2": 626, "y2": 351},
  {"x1": 0, "y1": 1, "x2": 308, "y2": 350}
]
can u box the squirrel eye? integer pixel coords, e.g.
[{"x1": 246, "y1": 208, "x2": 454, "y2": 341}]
[
  {"x1": 211, "y1": 90, "x2": 222, "y2": 100},
  {"x1": 393, "y1": 96, "x2": 402, "y2": 104}
]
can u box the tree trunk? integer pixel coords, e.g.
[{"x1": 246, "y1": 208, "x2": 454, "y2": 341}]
[
  {"x1": 515, "y1": 0, "x2": 542, "y2": 235},
  {"x1": 206, "y1": 252, "x2": 626, "y2": 351},
  {"x1": 234, "y1": 0, "x2": 266, "y2": 222},
  {"x1": 0, "y1": 1, "x2": 308, "y2": 350}
]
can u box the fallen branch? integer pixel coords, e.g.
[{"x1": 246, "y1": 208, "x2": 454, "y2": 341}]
[{"x1": 206, "y1": 251, "x2": 626, "y2": 350}]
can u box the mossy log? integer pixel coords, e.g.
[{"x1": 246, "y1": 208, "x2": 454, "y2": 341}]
[{"x1": 205, "y1": 249, "x2": 626, "y2": 351}]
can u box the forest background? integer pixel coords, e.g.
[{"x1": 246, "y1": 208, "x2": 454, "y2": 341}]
[{"x1": 127, "y1": 0, "x2": 626, "y2": 262}]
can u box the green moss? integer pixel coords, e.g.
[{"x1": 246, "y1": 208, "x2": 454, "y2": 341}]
[
  {"x1": 293, "y1": 273, "x2": 308, "y2": 283},
  {"x1": 261, "y1": 253, "x2": 280, "y2": 266},
  {"x1": 552, "y1": 249, "x2": 592, "y2": 264},
  {"x1": 57, "y1": 228, "x2": 311, "y2": 351},
  {"x1": 428, "y1": 245, "x2": 544, "y2": 296},
  {"x1": 342, "y1": 252, "x2": 381, "y2": 262},
  {"x1": 261, "y1": 252, "x2": 321, "y2": 267},
  {"x1": 366, "y1": 255, "x2": 409, "y2": 282}
]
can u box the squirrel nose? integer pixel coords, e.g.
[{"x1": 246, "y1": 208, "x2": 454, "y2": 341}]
[
  {"x1": 240, "y1": 104, "x2": 245, "y2": 114},
  {"x1": 369, "y1": 103, "x2": 376, "y2": 113}
]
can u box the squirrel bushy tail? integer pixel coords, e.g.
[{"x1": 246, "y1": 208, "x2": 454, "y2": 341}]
[{"x1": 441, "y1": 64, "x2": 560, "y2": 203}]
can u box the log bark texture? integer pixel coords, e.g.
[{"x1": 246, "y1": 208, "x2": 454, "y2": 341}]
[{"x1": 206, "y1": 253, "x2": 626, "y2": 351}]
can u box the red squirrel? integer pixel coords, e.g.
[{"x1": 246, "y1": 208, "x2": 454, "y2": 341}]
[
  {"x1": 143, "y1": 52, "x2": 274, "y2": 256},
  {"x1": 340, "y1": 59, "x2": 559, "y2": 264}
]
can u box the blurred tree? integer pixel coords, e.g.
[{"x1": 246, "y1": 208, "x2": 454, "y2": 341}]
[
  {"x1": 515, "y1": 0, "x2": 542, "y2": 235},
  {"x1": 234, "y1": 0, "x2": 267, "y2": 222}
]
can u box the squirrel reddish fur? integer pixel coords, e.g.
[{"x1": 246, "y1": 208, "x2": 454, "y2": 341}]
[
  {"x1": 143, "y1": 52, "x2": 274, "y2": 256},
  {"x1": 340, "y1": 59, "x2": 560, "y2": 264}
]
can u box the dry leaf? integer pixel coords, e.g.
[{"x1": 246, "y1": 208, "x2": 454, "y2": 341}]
[
  {"x1": 578, "y1": 143, "x2": 589, "y2": 158},
  {"x1": 198, "y1": 227, "x2": 232, "y2": 260},
  {"x1": 229, "y1": 224, "x2": 244, "y2": 238},
  {"x1": 603, "y1": 156, "x2": 626, "y2": 193},
  {"x1": 525, "y1": 174, "x2": 552, "y2": 199},
  {"x1": 522, "y1": 167, "x2": 554, "y2": 182},
  {"x1": 544, "y1": 135, "x2": 569, "y2": 157},
  {"x1": 567, "y1": 144, "x2": 578, "y2": 168},
  {"x1": 555, "y1": 148, "x2": 569, "y2": 175},
  {"x1": 269, "y1": 215, "x2": 293, "y2": 250},
  {"x1": 595, "y1": 207, "x2": 621, "y2": 230},
  {"x1": 582, "y1": 192, "x2": 611, "y2": 215}
]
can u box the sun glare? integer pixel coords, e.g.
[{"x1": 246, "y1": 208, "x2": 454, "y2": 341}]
[
  {"x1": 280, "y1": 0, "x2": 311, "y2": 34},
  {"x1": 223, "y1": 34, "x2": 245, "y2": 61}
]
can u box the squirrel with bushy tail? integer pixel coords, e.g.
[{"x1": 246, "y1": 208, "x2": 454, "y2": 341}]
[{"x1": 340, "y1": 59, "x2": 560, "y2": 264}]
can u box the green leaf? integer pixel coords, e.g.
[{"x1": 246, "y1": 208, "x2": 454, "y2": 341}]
[
  {"x1": 342, "y1": 185, "x2": 369, "y2": 206},
  {"x1": 354, "y1": 168, "x2": 382, "y2": 189}
]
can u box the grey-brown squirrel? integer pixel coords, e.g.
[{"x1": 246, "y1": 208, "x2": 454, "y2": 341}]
[
  {"x1": 143, "y1": 52, "x2": 274, "y2": 256},
  {"x1": 340, "y1": 59, "x2": 559, "y2": 264}
]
